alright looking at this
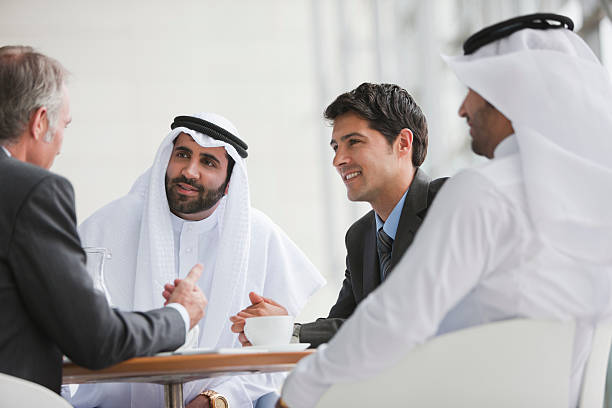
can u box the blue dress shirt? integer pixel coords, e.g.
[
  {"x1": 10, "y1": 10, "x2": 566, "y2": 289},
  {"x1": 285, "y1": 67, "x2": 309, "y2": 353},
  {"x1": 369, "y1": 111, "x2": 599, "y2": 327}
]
[{"x1": 374, "y1": 188, "x2": 409, "y2": 240}]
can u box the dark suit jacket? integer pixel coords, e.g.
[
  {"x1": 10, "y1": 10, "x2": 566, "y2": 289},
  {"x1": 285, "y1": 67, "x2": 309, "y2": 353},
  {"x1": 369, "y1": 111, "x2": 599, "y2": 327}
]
[
  {"x1": 0, "y1": 149, "x2": 185, "y2": 393},
  {"x1": 300, "y1": 168, "x2": 447, "y2": 347}
]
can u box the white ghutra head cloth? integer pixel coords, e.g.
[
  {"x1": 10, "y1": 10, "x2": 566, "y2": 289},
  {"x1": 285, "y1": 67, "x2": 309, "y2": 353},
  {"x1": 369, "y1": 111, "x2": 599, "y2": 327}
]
[
  {"x1": 130, "y1": 112, "x2": 251, "y2": 349},
  {"x1": 444, "y1": 13, "x2": 612, "y2": 264}
]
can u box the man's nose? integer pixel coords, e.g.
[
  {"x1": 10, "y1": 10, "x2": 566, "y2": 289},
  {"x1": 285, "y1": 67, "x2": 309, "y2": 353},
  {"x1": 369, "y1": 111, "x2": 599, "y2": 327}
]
[
  {"x1": 181, "y1": 160, "x2": 199, "y2": 179},
  {"x1": 332, "y1": 147, "x2": 349, "y2": 169},
  {"x1": 458, "y1": 98, "x2": 468, "y2": 118}
]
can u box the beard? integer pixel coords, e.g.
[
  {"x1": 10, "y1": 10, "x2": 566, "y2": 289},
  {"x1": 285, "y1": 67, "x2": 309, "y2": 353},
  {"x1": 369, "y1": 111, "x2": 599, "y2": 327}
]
[{"x1": 165, "y1": 175, "x2": 226, "y2": 215}]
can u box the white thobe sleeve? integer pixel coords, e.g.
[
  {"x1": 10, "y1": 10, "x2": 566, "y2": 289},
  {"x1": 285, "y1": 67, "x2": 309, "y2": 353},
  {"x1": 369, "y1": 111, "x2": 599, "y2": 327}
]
[
  {"x1": 281, "y1": 170, "x2": 519, "y2": 408},
  {"x1": 253, "y1": 209, "x2": 326, "y2": 315},
  {"x1": 61, "y1": 383, "x2": 114, "y2": 408}
]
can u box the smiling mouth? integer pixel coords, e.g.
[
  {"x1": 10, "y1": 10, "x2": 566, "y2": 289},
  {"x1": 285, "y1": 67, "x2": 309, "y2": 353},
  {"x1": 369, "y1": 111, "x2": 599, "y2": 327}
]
[{"x1": 343, "y1": 171, "x2": 361, "y2": 182}]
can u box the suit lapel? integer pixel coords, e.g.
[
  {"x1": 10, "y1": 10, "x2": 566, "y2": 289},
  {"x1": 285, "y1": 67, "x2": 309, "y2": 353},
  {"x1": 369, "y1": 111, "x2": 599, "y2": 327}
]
[
  {"x1": 362, "y1": 213, "x2": 381, "y2": 297},
  {"x1": 389, "y1": 168, "x2": 431, "y2": 272}
]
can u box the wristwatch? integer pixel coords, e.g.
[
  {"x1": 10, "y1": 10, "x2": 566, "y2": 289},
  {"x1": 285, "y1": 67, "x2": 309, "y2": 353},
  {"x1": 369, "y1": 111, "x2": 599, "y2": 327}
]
[{"x1": 200, "y1": 390, "x2": 229, "y2": 408}]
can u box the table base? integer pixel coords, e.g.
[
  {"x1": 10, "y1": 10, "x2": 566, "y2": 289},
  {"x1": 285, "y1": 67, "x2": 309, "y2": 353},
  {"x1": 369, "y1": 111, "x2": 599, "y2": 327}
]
[{"x1": 164, "y1": 383, "x2": 184, "y2": 408}]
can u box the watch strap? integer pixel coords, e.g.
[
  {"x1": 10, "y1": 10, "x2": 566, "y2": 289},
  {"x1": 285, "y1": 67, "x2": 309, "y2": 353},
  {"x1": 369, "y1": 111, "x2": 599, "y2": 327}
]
[{"x1": 200, "y1": 390, "x2": 229, "y2": 408}]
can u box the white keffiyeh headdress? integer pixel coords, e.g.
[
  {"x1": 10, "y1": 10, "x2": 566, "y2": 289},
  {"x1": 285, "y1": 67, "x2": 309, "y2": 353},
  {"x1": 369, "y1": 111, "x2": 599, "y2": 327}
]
[
  {"x1": 76, "y1": 112, "x2": 325, "y2": 407},
  {"x1": 444, "y1": 25, "x2": 612, "y2": 264},
  {"x1": 130, "y1": 112, "x2": 251, "y2": 348}
]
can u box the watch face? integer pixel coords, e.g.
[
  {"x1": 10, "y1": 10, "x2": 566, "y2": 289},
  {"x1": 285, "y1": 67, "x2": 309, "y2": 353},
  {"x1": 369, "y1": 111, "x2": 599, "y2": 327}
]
[{"x1": 216, "y1": 398, "x2": 228, "y2": 408}]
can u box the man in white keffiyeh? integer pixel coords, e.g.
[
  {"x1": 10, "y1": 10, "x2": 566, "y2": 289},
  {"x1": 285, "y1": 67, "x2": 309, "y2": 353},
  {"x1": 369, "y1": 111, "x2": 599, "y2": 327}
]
[
  {"x1": 64, "y1": 112, "x2": 325, "y2": 408},
  {"x1": 278, "y1": 14, "x2": 612, "y2": 408}
]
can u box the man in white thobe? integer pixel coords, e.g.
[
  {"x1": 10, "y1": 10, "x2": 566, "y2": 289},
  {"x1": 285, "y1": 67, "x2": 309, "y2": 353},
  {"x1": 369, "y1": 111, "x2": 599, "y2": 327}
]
[
  {"x1": 64, "y1": 112, "x2": 325, "y2": 408},
  {"x1": 278, "y1": 13, "x2": 612, "y2": 408}
]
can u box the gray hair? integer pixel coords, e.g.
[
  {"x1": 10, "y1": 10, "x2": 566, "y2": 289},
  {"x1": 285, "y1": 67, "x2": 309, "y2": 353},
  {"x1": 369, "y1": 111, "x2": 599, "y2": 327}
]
[{"x1": 0, "y1": 46, "x2": 67, "y2": 145}]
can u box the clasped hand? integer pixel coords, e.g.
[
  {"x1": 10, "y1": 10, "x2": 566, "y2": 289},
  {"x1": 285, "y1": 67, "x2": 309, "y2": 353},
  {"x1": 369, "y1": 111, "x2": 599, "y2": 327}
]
[
  {"x1": 229, "y1": 292, "x2": 288, "y2": 346},
  {"x1": 162, "y1": 264, "x2": 208, "y2": 329}
]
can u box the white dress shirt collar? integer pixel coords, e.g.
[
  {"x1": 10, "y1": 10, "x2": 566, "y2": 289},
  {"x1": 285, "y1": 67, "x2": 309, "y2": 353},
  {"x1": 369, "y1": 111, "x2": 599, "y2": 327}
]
[{"x1": 169, "y1": 205, "x2": 219, "y2": 234}]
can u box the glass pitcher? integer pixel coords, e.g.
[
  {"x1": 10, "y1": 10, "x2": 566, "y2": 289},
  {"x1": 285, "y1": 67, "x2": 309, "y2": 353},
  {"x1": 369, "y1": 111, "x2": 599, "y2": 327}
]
[{"x1": 83, "y1": 247, "x2": 113, "y2": 306}]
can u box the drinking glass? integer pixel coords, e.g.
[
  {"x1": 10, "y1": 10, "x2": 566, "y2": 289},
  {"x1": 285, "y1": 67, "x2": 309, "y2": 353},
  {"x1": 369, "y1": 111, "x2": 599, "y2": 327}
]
[{"x1": 83, "y1": 247, "x2": 113, "y2": 306}]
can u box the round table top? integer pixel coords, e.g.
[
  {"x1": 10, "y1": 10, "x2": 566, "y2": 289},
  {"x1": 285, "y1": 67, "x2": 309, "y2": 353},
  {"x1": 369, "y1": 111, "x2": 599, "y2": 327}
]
[{"x1": 63, "y1": 350, "x2": 314, "y2": 385}]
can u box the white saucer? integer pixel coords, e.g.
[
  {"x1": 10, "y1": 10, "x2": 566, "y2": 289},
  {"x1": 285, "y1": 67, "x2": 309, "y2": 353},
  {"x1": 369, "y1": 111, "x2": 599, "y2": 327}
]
[
  {"x1": 249, "y1": 343, "x2": 310, "y2": 352},
  {"x1": 217, "y1": 347, "x2": 266, "y2": 354},
  {"x1": 156, "y1": 344, "x2": 311, "y2": 356},
  {"x1": 172, "y1": 347, "x2": 215, "y2": 355}
]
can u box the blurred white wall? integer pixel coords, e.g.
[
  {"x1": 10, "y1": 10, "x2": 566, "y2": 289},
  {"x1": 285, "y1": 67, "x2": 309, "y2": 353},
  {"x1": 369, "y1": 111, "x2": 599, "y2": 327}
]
[{"x1": 1, "y1": 0, "x2": 609, "y2": 321}]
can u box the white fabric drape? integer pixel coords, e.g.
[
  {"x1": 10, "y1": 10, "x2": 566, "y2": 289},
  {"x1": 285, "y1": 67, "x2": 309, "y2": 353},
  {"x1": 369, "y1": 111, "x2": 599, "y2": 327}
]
[
  {"x1": 71, "y1": 112, "x2": 325, "y2": 407},
  {"x1": 281, "y1": 27, "x2": 612, "y2": 408},
  {"x1": 130, "y1": 112, "x2": 251, "y2": 351},
  {"x1": 443, "y1": 28, "x2": 612, "y2": 264}
]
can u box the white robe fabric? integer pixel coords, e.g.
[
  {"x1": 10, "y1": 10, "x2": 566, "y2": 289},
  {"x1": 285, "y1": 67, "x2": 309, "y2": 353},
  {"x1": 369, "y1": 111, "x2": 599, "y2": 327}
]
[
  {"x1": 444, "y1": 28, "x2": 612, "y2": 264},
  {"x1": 282, "y1": 136, "x2": 612, "y2": 408},
  {"x1": 66, "y1": 113, "x2": 325, "y2": 407},
  {"x1": 282, "y1": 27, "x2": 612, "y2": 408}
]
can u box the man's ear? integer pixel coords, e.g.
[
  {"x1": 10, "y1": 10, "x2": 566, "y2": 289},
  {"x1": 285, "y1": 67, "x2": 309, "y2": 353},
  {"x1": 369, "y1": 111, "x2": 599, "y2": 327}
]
[
  {"x1": 29, "y1": 106, "x2": 49, "y2": 141},
  {"x1": 224, "y1": 181, "x2": 230, "y2": 195},
  {"x1": 397, "y1": 128, "x2": 413, "y2": 157}
]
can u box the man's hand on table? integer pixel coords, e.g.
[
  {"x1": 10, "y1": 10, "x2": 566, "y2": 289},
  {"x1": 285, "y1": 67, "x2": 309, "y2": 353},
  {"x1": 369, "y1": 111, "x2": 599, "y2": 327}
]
[
  {"x1": 229, "y1": 291, "x2": 288, "y2": 346},
  {"x1": 186, "y1": 393, "x2": 210, "y2": 408},
  {"x1": 162, "y1": 264, "x2": 208, "y2": 329}
]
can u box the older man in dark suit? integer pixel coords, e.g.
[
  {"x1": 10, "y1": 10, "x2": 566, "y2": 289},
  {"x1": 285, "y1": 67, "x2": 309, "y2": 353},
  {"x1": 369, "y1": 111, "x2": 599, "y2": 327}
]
[
  {"x1": 231, "y1": 83, "x2": 446, "y2": 348},
  {"x1": 0, "y1": 45, "x2": 207, "y2": 394}
]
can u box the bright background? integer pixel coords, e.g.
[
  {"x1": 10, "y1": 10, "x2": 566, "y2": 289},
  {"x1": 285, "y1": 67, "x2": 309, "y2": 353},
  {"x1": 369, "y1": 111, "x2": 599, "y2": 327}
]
[{"x1": 1, "y1": 0, "x2": 610, "y2": 321}]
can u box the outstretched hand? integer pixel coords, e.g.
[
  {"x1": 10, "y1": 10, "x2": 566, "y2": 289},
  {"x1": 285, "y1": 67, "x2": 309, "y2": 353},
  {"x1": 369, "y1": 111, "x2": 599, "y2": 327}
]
[
  {"x1": 162, "y1": 278, "x2": 182, "y2": 304},
  {"x1": 164, "y1": 264, "x2": 208, "y2": 329},
  {"x1": 229, "y1": 292, "x2": 288, "y2": 346}
]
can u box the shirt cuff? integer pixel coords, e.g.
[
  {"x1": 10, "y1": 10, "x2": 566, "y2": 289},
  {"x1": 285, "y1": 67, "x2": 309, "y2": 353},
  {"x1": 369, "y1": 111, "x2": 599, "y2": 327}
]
[
  {"x1": 291, "y1": 323, "x2": 301, "y2": 344},
  {"x1": 166, "y1": 303, "x2": 190, "y2": 339}
]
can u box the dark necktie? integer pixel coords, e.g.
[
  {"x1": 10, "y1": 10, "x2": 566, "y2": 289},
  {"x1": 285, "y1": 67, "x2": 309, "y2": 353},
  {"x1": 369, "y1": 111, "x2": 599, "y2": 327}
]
[{"x1": 377, "y1": 228, "x2": 394, "y2": 281}]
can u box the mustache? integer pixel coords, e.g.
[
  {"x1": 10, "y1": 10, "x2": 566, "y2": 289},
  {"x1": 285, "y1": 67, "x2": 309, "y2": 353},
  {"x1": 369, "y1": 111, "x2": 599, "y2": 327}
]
[{"x1": 170, "y1": 176, "x2": 204, "y2": 192}]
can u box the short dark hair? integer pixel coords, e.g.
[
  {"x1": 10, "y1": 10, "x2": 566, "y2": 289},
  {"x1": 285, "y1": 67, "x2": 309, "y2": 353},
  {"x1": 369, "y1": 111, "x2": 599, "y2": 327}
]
[
  {"x1": 324, "y1": 83, "x2": 428, "y2": 167},
  {"x1": 223, "y1": 153, "x2": 235, "y2": 189}
]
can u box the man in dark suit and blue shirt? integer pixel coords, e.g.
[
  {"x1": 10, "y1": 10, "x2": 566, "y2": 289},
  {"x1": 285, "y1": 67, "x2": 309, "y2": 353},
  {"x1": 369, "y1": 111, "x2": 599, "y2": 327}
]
[
  {"x1": 230, "y1": 83, "x2": 446, "y2": 348},
  {"x1": 0, "y1": 45, "x2": 207, "y2": 394}
]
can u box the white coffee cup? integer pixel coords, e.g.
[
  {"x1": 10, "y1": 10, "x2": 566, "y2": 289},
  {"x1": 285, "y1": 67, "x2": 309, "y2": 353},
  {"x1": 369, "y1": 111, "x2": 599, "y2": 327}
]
[{"x1": 244, "y1": 316, "x2": 294, "y2": 346}]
